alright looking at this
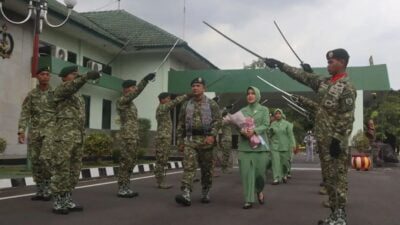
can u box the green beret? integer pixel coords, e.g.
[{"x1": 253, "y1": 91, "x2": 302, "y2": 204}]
[
  {"x1": 191, "y1": 77, "x2": 205, "y2": 86},
  {"x1": 36, "y1": 66, "x2": 50, "y2": 75},
  {"x1": 122, "y1": 80, "x2": 136, "y2": 88},
  {"x1": 158, "y1": 92, "x2": 170, "y2": 100},
  {"x1": 59, "y1": 66, "x2": 78, "y2": 77},
  {"x1": 326, "y1": 48, "x2": 350, "y2": 64}
]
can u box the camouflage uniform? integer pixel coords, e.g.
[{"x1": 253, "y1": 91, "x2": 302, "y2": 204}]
[
  {"x1": 218, "y1": 108, "x2": 232, "y2": 171},
  {"x1": 116, "y1": 80, "x2": 148, "y2": 193},
  {"x1": 18, "y1": 85, "x2": 56, "y2": 199},
  {"x1": 280, "y1": 64, "x2": 356, "y2": 213},
  {"x1": 177, "y1": 96, "x2": 221, "y2": 198},
  {"x1": 51, "y1": 75, "x2": 90, "y2": 210},
  {"x1": 295, "y1": 95, "x2": 329, "y2": 194},
  {"x1": 154, "y1": 94, "x2": 189, "y2": 186}
]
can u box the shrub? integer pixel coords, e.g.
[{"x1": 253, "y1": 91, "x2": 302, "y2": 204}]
[
  {"x1": 0, "y1": 137, "x2": 6, "y2": 153},
  {"x1": 84, "y1": 132, "x2": 112, "y2": 162},
  {"x1": 351, "y1": 130, "x2": 370, "y2": 153}
]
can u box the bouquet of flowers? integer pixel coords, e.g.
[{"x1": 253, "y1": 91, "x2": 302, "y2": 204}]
[{"x1": 224, "y1": 111, "x2": 265, "y2": 149}]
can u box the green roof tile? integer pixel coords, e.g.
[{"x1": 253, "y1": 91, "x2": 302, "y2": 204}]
[{"x1": 81, "y1": 10, "x2": 186, "y2": 49}]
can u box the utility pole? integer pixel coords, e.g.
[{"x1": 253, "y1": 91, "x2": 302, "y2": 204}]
[{"x1": 118, "y1": 0, "x2": 121, "y2": 10}]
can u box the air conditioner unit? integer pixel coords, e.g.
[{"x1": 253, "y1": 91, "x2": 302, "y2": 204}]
[
  {"x1": 53, "y1": 47, "x2": 68, "y2": 61},
  {"x1": 86, "y1": 60, "x2": 103, "y2": 72}
]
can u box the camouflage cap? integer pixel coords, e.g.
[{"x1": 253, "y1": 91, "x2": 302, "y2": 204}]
[
  {"x1": 158, "y1": 92, "x2": 170, "y2": 100},
  {"x1": 191, "y1": 77, "x2": 206, "y2": 86},
  {"x1": 122, "y1": 79, "x2": 136, "y2": 88},
  {"x1": 326, "y1": 48, "x2": 350, "y2": 64},
  {"x1": 36, "y1": 66, "x2": 50, "y2": 75},
  {"x1": 59, "y1": 66, "x2": 78, "y2": 77}
]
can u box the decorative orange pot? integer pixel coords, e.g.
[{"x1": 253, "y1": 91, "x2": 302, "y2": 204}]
[{"x1": 351, "y1": 154, "x2": 371, "y2": 171}]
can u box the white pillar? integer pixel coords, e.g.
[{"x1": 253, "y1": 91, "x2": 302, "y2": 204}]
[{"x1": 350, "y1": 90, "x2": 364, "y2": 141}]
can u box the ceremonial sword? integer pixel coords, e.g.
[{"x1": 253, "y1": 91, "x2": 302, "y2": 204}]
[
  {"x1": 256, "y1": 75, "x2": 292, "y2": 97},
  {"x1": 273, "y1": 21, "x2": 313, "y2": 73},
  {"x1": 203, "y1": 21, "x2": 265, "y2": 60}
]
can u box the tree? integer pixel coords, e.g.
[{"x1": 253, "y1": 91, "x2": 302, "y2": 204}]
[
  {"x1": 243, "y1": 58, "x2": 266, "y2": 69},
  {"x1": 364, "y1": 91, "x2": 400, "y2": 143}
]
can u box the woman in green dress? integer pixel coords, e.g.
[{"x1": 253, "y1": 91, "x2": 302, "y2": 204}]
[
  {"x1": 237, "y1": 86, "x2": 270, "y2": 209},
  {"x1": 269, "y1": 109, "x2": 296, "y2": 184}
]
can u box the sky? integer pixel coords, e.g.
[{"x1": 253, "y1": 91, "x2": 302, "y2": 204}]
[{"x1": 58, "y1": 0, "x2": 400, "y2": 89}]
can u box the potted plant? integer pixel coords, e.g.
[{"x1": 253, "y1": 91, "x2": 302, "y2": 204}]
[{"x1": 350, "y1": 130, "x2": 371, "y2": 171}]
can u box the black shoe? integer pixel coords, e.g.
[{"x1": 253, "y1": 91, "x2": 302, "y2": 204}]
[
  {"x1": 31, "y1": 195, "x2": 43, "y2": 201},
  {"x1": 201, "y1": 197, "x2": 210, "y2": 204},
  {"x1": 42, "y1": 196, "x2": 51, "y2": 201},
  {"x1": 257, "y1": 192, "x2": 265, "y2": 205},
  {"x1": 282, "y1": 178, "x2": 287, "y2": 184},
  {"x1": 175, "y1": 195, "x2": 191, "y2": 206},
  {"x1": 272, "y1": 181, "x2": 280, "y2": 185},
  {"x1": 52, "y1": 208, "x2": 69, "y2": 215},
  {"x1": 68, "y1": 205, "x2": 84, "y2": 212},
  {"x1": 118, "y1": 192, "x2": 139, "y2": 198},
  {"x1": 243, "y1": 203, "x2": 253, "y2": 209}
]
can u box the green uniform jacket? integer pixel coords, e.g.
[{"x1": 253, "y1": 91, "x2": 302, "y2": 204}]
[
  {"x1": 18, "y1": 85, "x2": 56, "y2": 139},
  {"x1": 238, "y1": 86, "x2": 270, "y2": 152},
  {"x1": 281, "y1": 64, "x2": 356, "y2": 147},
  {"x1": 156, "y1": 94, "x2": 189, "y2": 139},
  {"x1": 53, "y1": 75, "x2": 88, "y2": 143},
  {"x1": 117, "y1": 79, "x2": 148, "y2": 140},
  {"x1": 269, "y1": 119, "x2": 295, "y2": 152}
]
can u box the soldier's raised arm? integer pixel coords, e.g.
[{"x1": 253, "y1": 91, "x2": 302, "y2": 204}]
[
  {"x1": 118, "y1": 73, "x2": 155, "y2": 105},
  {"x1": 264, "y1": 58, "x2": 325, "y2": 93},
  {"x1": 158, "y1": 94, "x2": 191, "y2": 113},
  {"x1": 54, "y1": 70, "x2": 100, "y2": 99}
]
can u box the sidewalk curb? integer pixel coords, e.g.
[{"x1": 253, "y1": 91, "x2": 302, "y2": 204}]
[{"x1": 0, "y1": 161, "x2": 183, "y2": 189}]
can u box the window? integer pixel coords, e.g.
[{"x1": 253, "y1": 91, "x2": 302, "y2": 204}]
[
  {"x1": 67, "y1": 51, "x2": 77, "y2": 64},
  {"x1": 102, "y1": 99, "x2": 112, "y2": 129},
  {"x1": 82, "y1": 95, "x2": 91, "y2": 128}
]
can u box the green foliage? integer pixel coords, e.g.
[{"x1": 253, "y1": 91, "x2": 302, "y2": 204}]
[
  {"x1": 0, "y1": 137, "x2": 6, "y2": 153},
  {"x1": 364, "y1": 91, "x2": 400, "y2": 141},
  {"x1": 84, "y1": 132, "x2": 112, "y2": 161},
  {"x1": 138, "y1": 118, "x2": 151, "y2": 148},
  {"x1": 351, "y1": 130, "x2": 370, "y2": 153},
  {"x1": 243, "y1": 58, "x2": 266, "y2": 69}
]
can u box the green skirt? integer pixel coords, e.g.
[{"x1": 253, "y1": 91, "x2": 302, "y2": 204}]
[{"x1": 238, "y1": 151, "x2": 269, "y2": 203}]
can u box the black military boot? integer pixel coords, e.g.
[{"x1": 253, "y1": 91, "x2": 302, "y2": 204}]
[
  {"x1": 31, "y1": 184, "x2": 44, "y2": 201},
  {"x1": 201, "y1": 188, "x2": 210, "y2": 203},
  {"x1": 52, "y1": 193, "x2": 69, "y2": 215},
  {"x1": 66, "y1": 192, "x2": 84, "y2": 212},
  {"x1": 175, "y1": 188, "x2": 191, "y2": 206}
]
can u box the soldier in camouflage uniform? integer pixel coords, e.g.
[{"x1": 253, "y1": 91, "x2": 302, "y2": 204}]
[
  {"x1": 265, "y1": 48, "x2": 356, "y2": 225},
  {"x1": 218, "y1": 106, "x2": 233, "y2": 173},
  {"x1": 175, "y1": 77, "x2": 221, "y2": 206},
  {"x1": 51, "y1": 66, "x2": 100, "y2": 214},
  {"x1": 155, "y1": 92, "x2": 191, "y2": 189},
  {"x1": 116, "y1": 73, "x2": 155, "y2": 198},
  {"x1": 294, "y1": 95, "x2": 331, "y2": 206},
  {"x1": 18, "y1": 67, "x2": 54, "y2": 201}
]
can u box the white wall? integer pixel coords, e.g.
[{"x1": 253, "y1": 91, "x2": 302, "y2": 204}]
[{"x1": 0, "y1": 22, "x2": 34, "y2": 157}]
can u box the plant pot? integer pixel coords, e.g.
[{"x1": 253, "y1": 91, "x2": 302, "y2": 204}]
[{"x1": 351, "y1": 154, "x2": 371, "y2": 171}]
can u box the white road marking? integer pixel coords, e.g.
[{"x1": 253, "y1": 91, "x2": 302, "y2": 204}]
[
  {"x1": 0, "y1": 166, "x2": 321, "y2": 201},
  {"x1": 0, "y1": 171, "x2": 183, "y2": 201}
]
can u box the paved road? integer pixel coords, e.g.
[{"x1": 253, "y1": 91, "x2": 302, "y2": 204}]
[{"x1": 0, "y1": 164, "x2": 399, "y2": 225}]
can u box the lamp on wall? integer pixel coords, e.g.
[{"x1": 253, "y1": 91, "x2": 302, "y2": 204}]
[
  {"x1": 0, "y1": 0, "x2": 77, "y2": 76},
  {"x1": 0, "y1": 0, "x2": 76, "y2": 32}
]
